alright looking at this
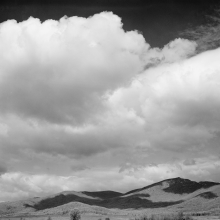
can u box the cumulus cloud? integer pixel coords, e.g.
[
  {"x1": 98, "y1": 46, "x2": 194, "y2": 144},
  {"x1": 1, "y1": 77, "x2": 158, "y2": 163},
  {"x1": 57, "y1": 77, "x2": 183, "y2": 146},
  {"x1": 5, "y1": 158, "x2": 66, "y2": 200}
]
[
  {"x1": 143, "y1": 38, "x2": 197, "y2": 68},
  {"x1": 1, "y1": 11, "x2": 220, "y2": 201},
  {"x1": 108, "y1": 47, "x2": 220, "y2": 155},
  {"x1": 0, "y1": 12, "x2": 148, "y2": 125},
  {"x1": 0, "y1": 12, "x2": 198, "y2": 126}
]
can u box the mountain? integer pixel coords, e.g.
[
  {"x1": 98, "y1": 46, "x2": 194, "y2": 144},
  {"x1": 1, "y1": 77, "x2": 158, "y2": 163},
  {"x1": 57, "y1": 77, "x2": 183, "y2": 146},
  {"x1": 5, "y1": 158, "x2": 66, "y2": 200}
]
[
  {"x1": 125, "y1": 177, "x2": 219, "y2": 195},
  {"x1": 99, "y1": 177, "x2": 220, "y2": 209},
  {"x1": 0, "y1": 177, "x2": 220, "y2": 216},
  {"x1": 123, "y1": 177, "x2": 220, "y2": 202}
]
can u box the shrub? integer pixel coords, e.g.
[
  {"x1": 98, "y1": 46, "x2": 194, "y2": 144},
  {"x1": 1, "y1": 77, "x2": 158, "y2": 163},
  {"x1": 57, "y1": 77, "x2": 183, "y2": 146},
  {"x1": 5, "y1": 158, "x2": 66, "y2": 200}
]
[
  {"x1": 70, "y1": 208, "x2": 81, "y2": 220},
  {"x1": 184, "y1": 215, "x2": 193, "y2": 220},
  {"x1": 47, "y1": 216, "x2": 52, "y2": 220},
  {"x1": 138, "y1": 215, "x2": 156, "y2": 220},
  {"x1": 62, "y1": 210, "x2": 69, "y2": 215},
  {"x1": 176, "y1": 212, "x2": 184, "y2": 220}
]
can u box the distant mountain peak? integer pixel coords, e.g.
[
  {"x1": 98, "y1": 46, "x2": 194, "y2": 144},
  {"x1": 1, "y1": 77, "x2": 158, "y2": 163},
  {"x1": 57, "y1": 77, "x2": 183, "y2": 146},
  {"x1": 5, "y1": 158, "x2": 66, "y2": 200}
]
[
  {"x1": 125, "y1": 177, "x2": 220, "y2": 195},
  {"x1": 162, "y1": 178, "x2": 220, "y2": 194}
]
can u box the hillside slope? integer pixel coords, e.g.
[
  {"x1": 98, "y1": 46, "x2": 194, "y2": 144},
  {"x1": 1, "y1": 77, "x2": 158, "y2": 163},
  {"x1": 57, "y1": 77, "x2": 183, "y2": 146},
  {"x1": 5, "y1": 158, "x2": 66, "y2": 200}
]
[
  {"x1": 123, "y1": 177, "x2": 220, "y2": 202},
  {"x1": 0, "y1": 177, "x2": 219, "y2": 216},
  {"x1": 171, "y1": 184, "x2": 220, "y2": 213}
]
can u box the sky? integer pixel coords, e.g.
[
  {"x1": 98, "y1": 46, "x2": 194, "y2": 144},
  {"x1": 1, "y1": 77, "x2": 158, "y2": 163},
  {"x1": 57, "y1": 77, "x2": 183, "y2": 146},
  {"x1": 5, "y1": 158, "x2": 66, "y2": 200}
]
[{"x1": 1, "y1": 0, "x2": 220, "y2": 202}]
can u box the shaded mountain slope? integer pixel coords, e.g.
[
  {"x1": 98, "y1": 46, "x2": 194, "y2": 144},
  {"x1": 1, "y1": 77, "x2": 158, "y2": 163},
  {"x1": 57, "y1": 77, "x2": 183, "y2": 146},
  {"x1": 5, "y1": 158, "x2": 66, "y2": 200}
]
[
  {"x1": 195, "y1": 191, "x2": 218, "y2": 199},
  {"x1": 27, "y1": 193, "x2": 100, "y2": 210},
  {"x1": 82, "y1": 191, "x2": 123, "y2": 200},
  {"x1": 96, "y1": 194, "x2": 182, "y2": 209}
]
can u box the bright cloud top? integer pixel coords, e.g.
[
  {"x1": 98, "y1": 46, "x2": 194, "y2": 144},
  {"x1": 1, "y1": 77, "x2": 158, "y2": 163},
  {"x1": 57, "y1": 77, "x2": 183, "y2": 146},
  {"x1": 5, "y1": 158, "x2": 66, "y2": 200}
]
[
  {"x1": 0, "y1": 12, "x2": 219, "y2": 201},
  {"x1": 0, "y1": 12, "x2": 148, "y2": 125}
]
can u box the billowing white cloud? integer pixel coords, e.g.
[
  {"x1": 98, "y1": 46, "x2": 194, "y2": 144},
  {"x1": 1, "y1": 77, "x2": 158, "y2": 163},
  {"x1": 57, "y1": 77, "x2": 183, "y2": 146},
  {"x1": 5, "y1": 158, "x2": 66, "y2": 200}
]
[
  {"x1": 108, "y1": 47, "x2": 220, "y2": 156},
  {"x1": 143, "y1": 38, "x2": 197, "y2": 68},
  {"x1": 0, "y1": 12, "x2": 148, "y2": 125},
  {"x1": 1, "y1": 11, "x2": 220, "y2": 201}
]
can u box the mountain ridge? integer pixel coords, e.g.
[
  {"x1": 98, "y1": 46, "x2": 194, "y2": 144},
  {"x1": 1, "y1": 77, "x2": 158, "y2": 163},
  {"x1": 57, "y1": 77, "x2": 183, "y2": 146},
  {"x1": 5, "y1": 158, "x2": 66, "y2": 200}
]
[
  {"x1": 124, "y1": 177, "x2": 220, "y2": 195},
  {"x1": 0, "y1": 177, "x2": 220, "y2": 216}
]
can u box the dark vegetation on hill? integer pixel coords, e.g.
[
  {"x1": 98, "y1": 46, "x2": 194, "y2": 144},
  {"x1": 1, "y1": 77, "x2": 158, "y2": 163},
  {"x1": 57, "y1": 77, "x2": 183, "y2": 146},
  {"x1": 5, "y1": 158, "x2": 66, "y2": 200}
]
[
  {"x1": 25, "y1": 194, "x2": 97, "y2": 210},
  {"x1": 82, "y1": 191, "x2": 123, "y2": 200},
  {"x1": 97, "y1": 195, "x2": 183, "y2": 209},
  {"x1": 164, "y1": 179, "x2": 220, "y2": 194},
  {"x1": 195, "y1": 191, "x2": 218, "y2": 199}
]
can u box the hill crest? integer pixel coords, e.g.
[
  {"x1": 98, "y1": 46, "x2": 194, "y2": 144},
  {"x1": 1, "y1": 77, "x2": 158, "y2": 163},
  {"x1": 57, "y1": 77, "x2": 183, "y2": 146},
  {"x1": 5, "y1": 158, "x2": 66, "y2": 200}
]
[{"x1": 0, "y1": 177, "x2": 219, "y2": 216}]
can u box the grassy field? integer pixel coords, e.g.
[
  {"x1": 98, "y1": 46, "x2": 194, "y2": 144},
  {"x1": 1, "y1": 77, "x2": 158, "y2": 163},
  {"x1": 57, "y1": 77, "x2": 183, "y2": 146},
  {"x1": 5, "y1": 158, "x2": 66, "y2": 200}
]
[
  {"x1": 0, "y1": 214, "x2": 130, "y2": 220},
  {"x1": 192, "y1": 217, "x2": 220, "y2": 220},
  {"x1": 0, "y1": 213, "x2": 220, "y2": 220}
]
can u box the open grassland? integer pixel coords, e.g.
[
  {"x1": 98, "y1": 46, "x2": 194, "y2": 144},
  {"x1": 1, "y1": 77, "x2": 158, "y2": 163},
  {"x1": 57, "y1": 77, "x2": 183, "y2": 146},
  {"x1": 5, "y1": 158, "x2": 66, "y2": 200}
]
[
  {"x1": 1, "y1": 212, "x2": 220, "y2": 220},
  {"x1": 1, "y1": 207, "x2": 220, "y2": 220},
  {"x1": 0, "y1": 215, "x2": 130, "y2": 220}
]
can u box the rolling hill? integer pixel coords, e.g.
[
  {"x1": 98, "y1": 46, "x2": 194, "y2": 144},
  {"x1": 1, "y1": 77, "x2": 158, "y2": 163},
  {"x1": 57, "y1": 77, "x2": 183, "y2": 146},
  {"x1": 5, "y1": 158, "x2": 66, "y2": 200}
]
[{"x1": 0, "y1": 177, "x2": 220, "y2": 216}]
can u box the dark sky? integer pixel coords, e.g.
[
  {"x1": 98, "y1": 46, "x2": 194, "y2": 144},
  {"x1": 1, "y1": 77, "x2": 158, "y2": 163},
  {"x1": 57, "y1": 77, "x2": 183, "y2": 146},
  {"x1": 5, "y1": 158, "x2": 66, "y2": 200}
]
[{"x1": 0, "y1": 0, "x2": 219, "y2": 47}]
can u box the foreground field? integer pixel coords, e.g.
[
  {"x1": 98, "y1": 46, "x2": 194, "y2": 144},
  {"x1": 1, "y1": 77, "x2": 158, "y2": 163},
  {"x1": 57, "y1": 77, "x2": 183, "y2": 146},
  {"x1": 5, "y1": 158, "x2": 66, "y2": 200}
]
[
  {"x1": 1, "y1": 213, "x2": 220, "y2": 220},
  {"x1": 193, "y1": 217, "x2": 220, "y2": 220},
  {"x1": 0, "y1": 215, "x2": 130, "y2": 220}
]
